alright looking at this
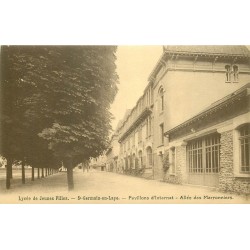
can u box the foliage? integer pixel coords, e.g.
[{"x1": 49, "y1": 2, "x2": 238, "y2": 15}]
[
  {"x1": 162, "y1": 151, "x2": 170, "y2": 173},
  {"x1": 0, "y1": 46, "x2": 119, "y2": 170}
]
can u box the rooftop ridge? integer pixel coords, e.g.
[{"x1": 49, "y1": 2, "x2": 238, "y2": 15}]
[{"x1": 163, "y1": 45, "x2": 250, "y2": 56}]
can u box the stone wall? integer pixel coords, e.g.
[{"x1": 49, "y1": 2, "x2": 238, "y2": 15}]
[
  {"x1": 219, "y1": 130, "x2": 250, "y2": 194},
  {"x1": 153, "y1": 153, "x2": 164, "y2": 180},
  {"x1": 163, "y1": 145, "x2": 187, "y2": 184}
]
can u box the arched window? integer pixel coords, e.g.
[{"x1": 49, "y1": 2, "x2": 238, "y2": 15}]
[
  {"x1": 138, "y1": 150, "x2": 143, "y2": 169},
  {"x1": 239, "y1": 124, "x2": 250, "y2": 172},
  {"x1": 146, "y1": 147, "x2": 153, "y2": 168},
  {"x1": 225, "y1": 65, "x2": 231, "y2": 82},
  {"x1": 233, "y1": 65, "x2": 239, "y2": 82},
  {"x1": 132, "y1": 154, "x2": 136, "y2": 169},
  {"x1": 158, "y1": 87, "x2": 164, "y2": 111}
]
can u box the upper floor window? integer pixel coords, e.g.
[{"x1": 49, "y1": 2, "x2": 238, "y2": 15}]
[
  {"x1": 159, "y1": 87, "x2": 164, "y2": 111},
  {"x1": 225, "y1": 65, "x2": 231, "y2": 82},
  {"x1": 148, "y1": 116, "x2": 152, "y2": 136},
  {"x1": 239, "y1": 124, "x2": 250, "y2": 173},
  {"x1": 225, "y1": 64, "x2": 239, "y2": 83},
  {"x1": 132, "y1": 133, "x2": 135, "y2": 146},
  {"x1": 138, "y1": 128, "x2": 142, "y2": 143},
  {"x1": 233, "y1": 65, "x2": 239, "y2": 82},
  {"x1": 160, "y1": 123, "x2": 164, "y2": 145}
]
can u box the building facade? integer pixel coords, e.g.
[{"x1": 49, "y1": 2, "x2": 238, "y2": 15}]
[
  {"x1": 164, "y1": 83, "x2": 250, "y2": 194},
  {"x1": 105, "y1": 133, "x2": 120, "y2": 172},
  {"x1": 89, "y1": 154, "x2": 106, "y2": 171},
  {"x1": 111, "y1": 46, "x2": 250, "y2": 194}
]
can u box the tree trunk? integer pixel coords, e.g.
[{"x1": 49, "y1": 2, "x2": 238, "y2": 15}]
[
  {"x1": 10, "y1": 164, "x2": 13, "y2": 179},
  {"x1": 67, "y1": 159, "x2": 74, "y2": 191},
  {"x1": 6, "y1": 158, "x2": 12, "y2": 189},
  {"x1": 42, "y1": 168, "x2": 44, "y2": 178},
  {"x1": 22, "y1": 160, "x2": 25, "y2": 184},
  {"x1": 31, "y1": 166, "x2": 34, "y2": 181},
  {"x1": 38, "y1": 168, "x2": 40, "y2": 179}
]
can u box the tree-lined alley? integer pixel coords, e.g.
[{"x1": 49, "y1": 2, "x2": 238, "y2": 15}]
[{"x1": 0, "y1": 46, "x2": 119, "y2": 190}]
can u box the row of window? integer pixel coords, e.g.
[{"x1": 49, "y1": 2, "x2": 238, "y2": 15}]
[
  {"x1": 122, "y1": 147, "x2": 153, "y2": 170},
  {"x1": 121, "y1": 117, "x2": 154, "y2": 154},
  {"x1": 170, "y1": 125, "x2": 250, "y2": 174}
]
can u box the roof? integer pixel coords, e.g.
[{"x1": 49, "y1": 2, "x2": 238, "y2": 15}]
[
  {"x1": 149, "y1": 45, "x2": 250, "y2": 80},
  {"x1": 165, "y1": 82, "x2": 250, "y2": 136},
  {"x1": 198, "y1": 82, "x2": 250, "y2": 114},
  {"x1": 163, "y1": 45, "x2": 250, "y2": 56}
]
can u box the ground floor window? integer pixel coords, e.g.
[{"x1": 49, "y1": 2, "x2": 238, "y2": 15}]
[
  {"x1": 146, "y1": 147, "x2": 153, "y2": 168},
  {"x1": 138, "y1": 151, "x2": 143, "y2": 169},
  {"x1": 239, "y1": 124, "x2": 250, "y2": 172},
  {"x1": 187, "y1": 133, "x2": 220, "y2": 173}
]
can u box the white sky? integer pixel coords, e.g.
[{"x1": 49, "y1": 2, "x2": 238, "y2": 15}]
[
  {"x1": 110, "y1": 46, "x2": 163, "y2": 130},
  {"x1": 111, "y1": 45, "x2": 250, "y2": 131}
]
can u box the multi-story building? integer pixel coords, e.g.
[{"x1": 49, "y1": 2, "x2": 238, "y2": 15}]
[
  {"x1": 111, "y1": 46, "x2": 250, "y2": 193},
  {"x1": 164, "y1": 83, "x2": 250, "y2": 193},
  {"x1": 117, "y1": 84, "x2": 154, "y2": 178},
  {"x1": 89, "y1": 154, "x2": 106, "y2": 171},
  {"x1": 105, "y1": 132, "x2": 120, "y2": 172},
  {"x1": 149, "y1": 45, "x2": 250, "y2": 180}
]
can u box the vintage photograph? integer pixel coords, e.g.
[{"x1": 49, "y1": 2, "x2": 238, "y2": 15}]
[{"x1": 0, "y1": 45, "x2": 250, "y2": 204}]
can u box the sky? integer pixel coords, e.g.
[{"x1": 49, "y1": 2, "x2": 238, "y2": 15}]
[
  {"x1": 111, "y1": 45, "x2": 250, "y2": 131},
  {"x1": 110, "y1": 46, "x2": 163, "y2": 130}
]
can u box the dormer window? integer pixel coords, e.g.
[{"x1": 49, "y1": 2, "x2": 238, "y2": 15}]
[
  {"x1": 225, "y1": 65, "x2": 231, "y2": 82},
  {"x1": 233, "y1": 65, "x2": 239, "y2": 82}
]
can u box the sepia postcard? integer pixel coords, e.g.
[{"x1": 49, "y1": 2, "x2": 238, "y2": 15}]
[{"x1": 0, "y1": 45, "x2": 250, "y2": 204}]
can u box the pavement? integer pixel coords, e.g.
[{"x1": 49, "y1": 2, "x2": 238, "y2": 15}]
[{"x1": 0, "y1": 170, "x2": 249, "y2": 204}]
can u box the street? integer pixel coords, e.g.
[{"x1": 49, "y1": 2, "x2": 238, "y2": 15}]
[{"x1": 0, "y1": 170, "x2": 249, "y2": 204}]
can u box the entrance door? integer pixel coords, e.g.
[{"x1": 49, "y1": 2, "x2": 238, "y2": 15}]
[{"x1": 187, "y1": 134, "x2": 220, "y2": 187}]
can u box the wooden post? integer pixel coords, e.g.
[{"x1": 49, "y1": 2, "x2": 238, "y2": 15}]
[
  {"x1": 67, "y1": 159, "x2": 74, "y2": 191},
  {"x1": 31, "y1": 166, "x2": 34, "y2": 181},
  {"x1": 38, "y1": 168, "x2": 40, "y2": 179},
  {"x1": 42, "y1": 168, "x2": 44, "y2": 178},
  {"x1": 6, "y1": 158, "x2": 12, "y2": 189},
  {"x1": 21, "y1": 160, "x2": 25, "y2": 184}
]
